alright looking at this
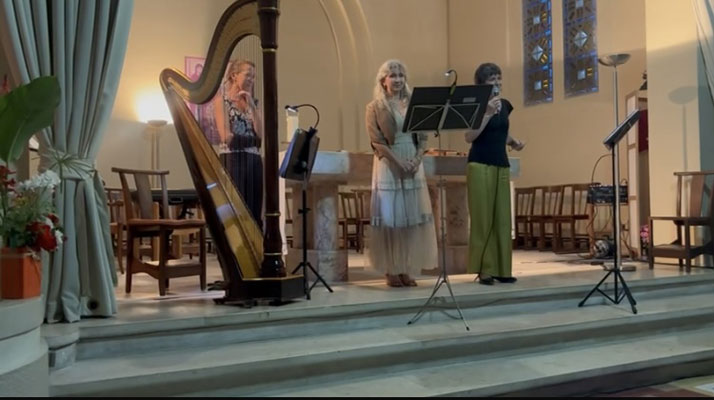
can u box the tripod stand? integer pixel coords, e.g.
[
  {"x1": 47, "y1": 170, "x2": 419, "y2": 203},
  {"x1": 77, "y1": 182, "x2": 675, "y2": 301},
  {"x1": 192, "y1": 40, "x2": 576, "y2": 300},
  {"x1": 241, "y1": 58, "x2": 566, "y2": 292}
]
[
  {"x1": 405, "y1": 78, "x2": 492, "y2": 331},
  {"x1": 408, "y1": 129, "x2": 470, "y2": 331},
  {"x1": 579, "y1": 109, "x2": 640, "y2": 314},
  {"x1": 290, "y1": 168, "x2": 333, "y2": 299},
  {"x1": 279, "y1": 107, "x2": 333, "y2": 300}
]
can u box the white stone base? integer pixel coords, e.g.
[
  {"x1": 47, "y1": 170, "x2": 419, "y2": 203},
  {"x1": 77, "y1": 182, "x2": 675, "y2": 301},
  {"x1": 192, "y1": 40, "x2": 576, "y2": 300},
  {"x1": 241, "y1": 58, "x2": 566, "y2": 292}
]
[{"x1": 286, "y1": 248, "x2": 349, "y2": 282}]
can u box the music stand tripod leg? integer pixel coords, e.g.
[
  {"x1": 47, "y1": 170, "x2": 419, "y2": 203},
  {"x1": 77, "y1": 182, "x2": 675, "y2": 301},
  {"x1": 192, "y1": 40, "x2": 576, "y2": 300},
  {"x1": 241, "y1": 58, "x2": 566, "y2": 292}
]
[
  {"x1": 407, "y1": 129, "x2": 470, "y2": 331},
  {"x1": 290, "y1": 172, "x2": 333, "y2": 299},
  {"x1": 614, "y1": 269, "x2": 637, "y2": 312},
  {"x1": 580, "y1": 138, "x2": 638, "y2": 314},
  {"x1": 408, "y1": 266, "x2": 447, "y2": 325},
  {"x1": 578, "y1": 269, "x2": 612, "y2": 307}
]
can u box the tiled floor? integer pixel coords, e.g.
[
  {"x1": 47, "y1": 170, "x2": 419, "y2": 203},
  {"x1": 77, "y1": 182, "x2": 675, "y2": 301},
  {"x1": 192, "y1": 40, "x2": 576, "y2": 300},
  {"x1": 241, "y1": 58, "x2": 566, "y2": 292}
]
[
  {"x1": 112, "y1": 249, "x2": 707, "y2": 303},
  {"x1": 96, "y1": 248, "x2": 714, "y2": 329}
]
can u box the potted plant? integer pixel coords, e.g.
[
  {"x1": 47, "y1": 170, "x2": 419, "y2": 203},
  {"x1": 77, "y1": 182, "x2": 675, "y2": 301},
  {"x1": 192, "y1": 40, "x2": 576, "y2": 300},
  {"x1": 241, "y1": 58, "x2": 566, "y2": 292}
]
[{"x1": 0, "y1": 75, "x2": 62, "y2": 299}]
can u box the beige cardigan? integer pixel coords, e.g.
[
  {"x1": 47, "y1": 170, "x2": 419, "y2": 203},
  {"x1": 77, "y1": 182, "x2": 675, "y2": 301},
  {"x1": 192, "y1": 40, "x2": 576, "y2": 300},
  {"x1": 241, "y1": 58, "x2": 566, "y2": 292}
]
[{"x1": 365, "y1": 99, "x2": 427, "y2": 159}]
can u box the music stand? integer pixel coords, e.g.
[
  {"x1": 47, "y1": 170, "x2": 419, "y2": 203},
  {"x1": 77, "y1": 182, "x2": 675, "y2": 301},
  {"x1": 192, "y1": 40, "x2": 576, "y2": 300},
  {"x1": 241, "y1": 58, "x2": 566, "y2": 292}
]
[
  {"x1": 405, "y1": 84, "x2": 493, "y2": 331},
  {"x1": 280, "y1": 127, "x2": 333, "y2": 299},
  {"x1": 579, "y1": 109, "x2": 640, "y2": 314}
]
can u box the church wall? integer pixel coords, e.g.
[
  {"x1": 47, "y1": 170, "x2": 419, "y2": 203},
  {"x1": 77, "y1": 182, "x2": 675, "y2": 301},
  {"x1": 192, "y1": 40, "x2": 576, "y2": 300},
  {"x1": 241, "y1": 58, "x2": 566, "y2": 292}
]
[{"x1": 97, "y1": 0, "x2": 448, "y2": 189}]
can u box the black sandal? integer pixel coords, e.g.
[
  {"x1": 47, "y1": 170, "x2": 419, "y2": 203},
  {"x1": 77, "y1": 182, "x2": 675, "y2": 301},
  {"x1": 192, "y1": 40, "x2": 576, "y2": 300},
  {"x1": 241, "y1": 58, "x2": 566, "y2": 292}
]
[{"x1": 494, "y1": 276, "x2": 517, "y2": 283}]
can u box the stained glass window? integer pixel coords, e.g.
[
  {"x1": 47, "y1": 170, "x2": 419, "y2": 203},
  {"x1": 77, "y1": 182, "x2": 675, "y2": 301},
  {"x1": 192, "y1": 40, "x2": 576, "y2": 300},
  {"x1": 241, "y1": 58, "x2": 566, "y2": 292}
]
[
  {"x1": 523, "y1": 0, "x2": 553, "y2": 105},
  {"x1": 563, "y1": 0, "x2": 598, "y2": 97}
]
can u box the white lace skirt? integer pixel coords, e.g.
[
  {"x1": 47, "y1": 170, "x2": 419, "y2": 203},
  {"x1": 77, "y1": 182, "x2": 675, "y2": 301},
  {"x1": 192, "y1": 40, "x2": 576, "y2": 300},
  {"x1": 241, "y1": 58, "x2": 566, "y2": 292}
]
[{"x1": 368, "y1": 136, "x2": 438, "y2": 275}]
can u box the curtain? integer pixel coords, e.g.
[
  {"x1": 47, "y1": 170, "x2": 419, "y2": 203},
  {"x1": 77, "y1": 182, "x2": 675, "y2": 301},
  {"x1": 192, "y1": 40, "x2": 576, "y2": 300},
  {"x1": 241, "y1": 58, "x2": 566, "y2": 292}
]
[
  {"x1": 0, "y1": 0, "x2": 134, "y2": 322},
  {"x1": 694, "y1": 0, "x2": 714, "y2": 102}
]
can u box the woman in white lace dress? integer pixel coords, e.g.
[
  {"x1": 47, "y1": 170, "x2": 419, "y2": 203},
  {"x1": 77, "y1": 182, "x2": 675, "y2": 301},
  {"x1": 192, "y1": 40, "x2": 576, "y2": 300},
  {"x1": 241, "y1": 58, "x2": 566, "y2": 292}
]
[{"x1": 365, "y1": 60, "x2": 438, "y2": 287}]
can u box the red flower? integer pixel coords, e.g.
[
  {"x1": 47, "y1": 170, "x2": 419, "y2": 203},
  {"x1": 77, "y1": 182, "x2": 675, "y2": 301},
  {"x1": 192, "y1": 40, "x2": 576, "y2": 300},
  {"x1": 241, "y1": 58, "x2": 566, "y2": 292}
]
[
  {"x1": 48, "y1": 213, "x2": 60, "y2": 224},
  {"x1": 0, "y1": 165, "x2": 13, "y2": 180},
  {"x1": 27, "y1": 221, "x2": 58, "y2": 252}
]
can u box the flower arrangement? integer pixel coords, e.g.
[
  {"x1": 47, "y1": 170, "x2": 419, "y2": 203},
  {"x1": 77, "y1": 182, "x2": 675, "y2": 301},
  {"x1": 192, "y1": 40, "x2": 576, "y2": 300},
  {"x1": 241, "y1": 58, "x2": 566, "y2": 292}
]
[
  {"x1": 0, "y1": 74, "x2": 62, "y2": 298},
  {"x1": 0, "y1": 165, "x2": 64, "y2": 253}
]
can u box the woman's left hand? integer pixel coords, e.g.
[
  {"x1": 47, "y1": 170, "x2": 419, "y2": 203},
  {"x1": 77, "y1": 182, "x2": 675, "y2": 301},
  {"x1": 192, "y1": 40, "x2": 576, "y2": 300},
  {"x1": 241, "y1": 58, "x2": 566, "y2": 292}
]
[
  {"x1": 406, "y1": 157, "x2": 421, "y2": 173},
  {"x1": 510, "y1": 139, "x2": 526, "y2": 151}
]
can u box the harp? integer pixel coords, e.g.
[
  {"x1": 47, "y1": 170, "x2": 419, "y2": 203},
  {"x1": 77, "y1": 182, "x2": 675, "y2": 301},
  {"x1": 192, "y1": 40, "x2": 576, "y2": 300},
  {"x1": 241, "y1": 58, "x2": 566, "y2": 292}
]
[{"x1": 159, "y1": 0, "x2": 304, "y2": 303}]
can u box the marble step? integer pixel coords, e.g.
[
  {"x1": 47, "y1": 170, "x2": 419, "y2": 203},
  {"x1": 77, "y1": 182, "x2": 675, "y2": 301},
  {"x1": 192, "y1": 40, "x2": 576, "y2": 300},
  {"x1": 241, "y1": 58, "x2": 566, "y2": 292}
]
[
  {"x1": 50, "y1": 291, "x2": 714, "y2": 397},
  {"x1": 72, "y1": 274, "x2": 713, "y2": 361},
  {"x1": 233, "y1": 326, "x2": 714, "y2": 397}
]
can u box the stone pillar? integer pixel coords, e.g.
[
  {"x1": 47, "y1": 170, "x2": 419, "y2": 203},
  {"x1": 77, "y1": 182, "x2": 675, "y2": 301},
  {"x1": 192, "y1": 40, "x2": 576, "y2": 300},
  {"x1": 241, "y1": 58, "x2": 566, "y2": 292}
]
[
  {"x1": 425, "y1": 182, "x2": 469, "y2": 275},
  {"x1": 445, "y1": 182, "x2": 470, "y2": 273},
  {"x1": 287, "y1": 182, "x2": 348, "y2": 282}
]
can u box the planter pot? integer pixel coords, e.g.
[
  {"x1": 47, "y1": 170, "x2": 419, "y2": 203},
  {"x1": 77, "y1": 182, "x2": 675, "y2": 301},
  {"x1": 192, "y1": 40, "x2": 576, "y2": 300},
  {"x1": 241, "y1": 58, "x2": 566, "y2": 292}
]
[{"x1": 1, "y1": 247, "x2": 41, "y2": 299}]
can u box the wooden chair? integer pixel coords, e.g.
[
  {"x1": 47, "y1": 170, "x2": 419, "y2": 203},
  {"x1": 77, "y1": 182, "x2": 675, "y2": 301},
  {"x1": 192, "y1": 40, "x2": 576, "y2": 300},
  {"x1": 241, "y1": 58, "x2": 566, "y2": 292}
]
[
  {"x1": 527, "y1": 186, "x2": 544, "y2": 249},
  {"x1": 352, "y1": 188, "x2": 372, "y2": 253},
  {"x1": 554, "y1": 183, "x2": 591, "y2": 253},
  {"x1": 649, "y1": 171, "x2": 714, "y2": 272},
  {"x1": 514, "y1": 187, "x2": 535, "y2": 249},
  {"x1": 172, "y1": 204, "x2": 204, "y2": 260},
  {"x1": 105, "y1": 187, "x2": 126, "y2": 274},
  {"x1": 339, "y1": 191, "x2": 362, "y2": 252},
  {"x1": 112, "y1": 167, "x2": 207, "y2": 296},
  {"x1": 531, "y1": 185, "x2": 564, "y2": 251}
]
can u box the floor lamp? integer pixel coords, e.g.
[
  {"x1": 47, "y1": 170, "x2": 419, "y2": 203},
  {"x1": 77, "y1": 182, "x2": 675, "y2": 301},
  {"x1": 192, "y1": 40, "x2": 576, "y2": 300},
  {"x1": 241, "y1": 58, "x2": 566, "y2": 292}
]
[
  {"x1": 598, "y1": 53, "x2": 635, "y2": 272},
  {"x1": 147, "y1": 119, "x2": 168, "y2": 187}
]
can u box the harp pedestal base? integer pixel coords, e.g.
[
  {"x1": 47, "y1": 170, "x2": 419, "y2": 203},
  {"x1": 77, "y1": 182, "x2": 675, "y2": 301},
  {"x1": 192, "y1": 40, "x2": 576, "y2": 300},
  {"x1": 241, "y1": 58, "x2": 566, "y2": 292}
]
[{"x1": 215, "y1": 275, "x2": 306, "y2": 306}]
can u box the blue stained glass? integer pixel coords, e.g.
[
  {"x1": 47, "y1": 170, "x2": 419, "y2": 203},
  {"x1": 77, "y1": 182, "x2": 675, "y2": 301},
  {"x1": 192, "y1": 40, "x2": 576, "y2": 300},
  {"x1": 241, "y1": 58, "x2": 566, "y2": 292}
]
[
  {"x1": 563, "y1": 0, "x2": 598, "y2": 97},
  {"x1": 523, "y1": 0, "x2": 554, "y2": 105}
]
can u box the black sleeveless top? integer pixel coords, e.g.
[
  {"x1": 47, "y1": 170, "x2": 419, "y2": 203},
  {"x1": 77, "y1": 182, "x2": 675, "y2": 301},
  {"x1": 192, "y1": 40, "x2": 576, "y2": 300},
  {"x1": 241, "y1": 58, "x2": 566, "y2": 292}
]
[
  {"x1": 467, "y1": 98, "x2": 513, "y2": 167},
  {"x1": 224, "y1": 98, "x2": 261, "y2": 150}
]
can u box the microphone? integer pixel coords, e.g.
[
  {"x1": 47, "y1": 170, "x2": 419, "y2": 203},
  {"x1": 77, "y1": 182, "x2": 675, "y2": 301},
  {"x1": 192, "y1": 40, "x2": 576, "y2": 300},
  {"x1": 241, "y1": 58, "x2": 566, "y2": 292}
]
[{"x1": 444, "y1": 69, "x2": 457, "y2": 95}]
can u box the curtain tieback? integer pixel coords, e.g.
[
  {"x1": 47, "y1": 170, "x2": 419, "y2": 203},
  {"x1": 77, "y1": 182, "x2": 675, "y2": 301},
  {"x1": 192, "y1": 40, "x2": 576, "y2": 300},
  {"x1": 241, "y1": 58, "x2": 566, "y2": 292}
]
[{"x1": 38, "y1": 148, "x2": 95, "y2": 181}]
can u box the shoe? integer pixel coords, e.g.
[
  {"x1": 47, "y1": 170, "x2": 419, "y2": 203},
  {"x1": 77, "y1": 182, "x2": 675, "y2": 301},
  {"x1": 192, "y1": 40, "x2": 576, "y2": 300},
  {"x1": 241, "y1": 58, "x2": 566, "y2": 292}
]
[
  {"x1": 399, "y1": 274, "x2": 417, "y2": 287},
  {"x1": 477, "y1": 275, "x2": 494, "y2": 285},
  {"x1": 386, "y1": 274, "x2": 404, "y2": 287},
  {"x1": 494, "y1": 276, "x2": 517, "y2": 283}
]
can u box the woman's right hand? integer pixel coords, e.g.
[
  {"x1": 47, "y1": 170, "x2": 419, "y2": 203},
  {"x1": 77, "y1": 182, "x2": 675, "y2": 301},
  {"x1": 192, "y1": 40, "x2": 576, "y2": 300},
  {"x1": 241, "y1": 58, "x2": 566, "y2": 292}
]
[
  {"x1": 396, "y1": 158, "x2": 414, "y2": 176},
  {"x1": 486, "y1": 96, "x2": 502, "y2": 116}
]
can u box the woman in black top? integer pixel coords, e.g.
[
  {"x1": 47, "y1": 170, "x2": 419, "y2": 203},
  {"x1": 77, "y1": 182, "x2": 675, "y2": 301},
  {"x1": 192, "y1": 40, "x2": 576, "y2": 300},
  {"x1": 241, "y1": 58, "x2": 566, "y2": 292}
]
[
  {"x1": 465, "y1": 63, "x2": 525, "y2": 285},
  {"x1": 214, "y1": 60, "x2": 264, "y2": 226}
]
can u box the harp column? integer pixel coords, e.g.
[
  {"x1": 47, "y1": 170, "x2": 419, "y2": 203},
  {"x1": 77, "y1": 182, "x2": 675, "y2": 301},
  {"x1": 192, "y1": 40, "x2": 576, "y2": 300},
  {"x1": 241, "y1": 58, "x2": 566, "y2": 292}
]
[{"x1": 258, "y1": 0, "x2": 286, "y2": 277}]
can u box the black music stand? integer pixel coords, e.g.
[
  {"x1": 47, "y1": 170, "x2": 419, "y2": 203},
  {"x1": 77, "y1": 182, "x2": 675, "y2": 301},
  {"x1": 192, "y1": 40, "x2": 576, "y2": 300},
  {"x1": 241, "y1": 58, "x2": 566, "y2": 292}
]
[
  {"x1": 280, "y1": 127, "x2": 333, "y2": 299},
  {"x1": 579, "y1": 109, "x2": 640, "y2": 314},
  {"x1": 405, "y1": 84, "x2": 493, "y2": 331}
]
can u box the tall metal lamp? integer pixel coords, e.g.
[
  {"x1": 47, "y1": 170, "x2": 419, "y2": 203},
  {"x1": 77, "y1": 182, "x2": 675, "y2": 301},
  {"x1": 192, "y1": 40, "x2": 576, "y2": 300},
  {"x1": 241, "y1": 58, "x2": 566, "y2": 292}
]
[{"x1": 598, "y1": 53, "x2": 635, "y2": 271}]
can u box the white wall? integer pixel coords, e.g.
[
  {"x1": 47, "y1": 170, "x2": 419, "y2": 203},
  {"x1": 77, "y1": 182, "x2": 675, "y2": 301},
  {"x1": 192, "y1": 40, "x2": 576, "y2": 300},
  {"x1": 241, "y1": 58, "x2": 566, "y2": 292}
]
[{"x1": 645, "y1": 0, "x2": 708, "y2": 243}]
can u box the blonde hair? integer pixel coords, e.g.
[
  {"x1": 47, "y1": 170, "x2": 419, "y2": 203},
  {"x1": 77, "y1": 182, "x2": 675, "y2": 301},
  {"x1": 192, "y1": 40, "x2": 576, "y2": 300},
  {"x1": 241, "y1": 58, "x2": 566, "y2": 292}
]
[
  {"x1": 372, "y1": 59, "x2": 411, "y2": 109},
  {"x1": 224, "y1": 60, "x2": 256, "y2": 98}
]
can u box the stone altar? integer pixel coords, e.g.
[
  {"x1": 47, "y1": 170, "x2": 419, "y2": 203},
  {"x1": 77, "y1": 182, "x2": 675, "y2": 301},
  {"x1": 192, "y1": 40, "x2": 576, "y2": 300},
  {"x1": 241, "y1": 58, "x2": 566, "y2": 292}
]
[{"x1": 279, "y1": 151, "x2": 520, "y2": 282}]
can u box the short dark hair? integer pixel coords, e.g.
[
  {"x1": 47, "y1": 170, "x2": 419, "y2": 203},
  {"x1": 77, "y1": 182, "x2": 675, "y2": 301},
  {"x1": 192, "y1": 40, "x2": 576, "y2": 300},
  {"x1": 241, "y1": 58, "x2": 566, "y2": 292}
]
[{"x1": 474, "y1": 63, "x2": 502, "y2": 84}]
